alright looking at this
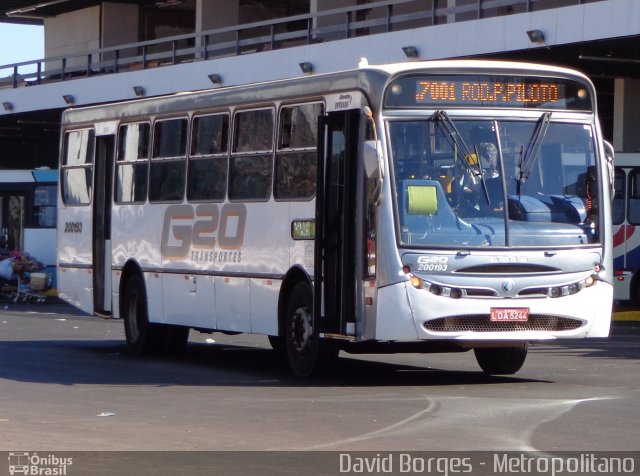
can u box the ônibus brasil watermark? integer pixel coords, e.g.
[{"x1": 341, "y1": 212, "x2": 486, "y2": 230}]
[{"x1": 7, "y1": 452, "x2": 73, "y2": 476}]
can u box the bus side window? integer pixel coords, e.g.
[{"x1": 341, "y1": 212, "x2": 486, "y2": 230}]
[
  {"x1": 628, "y1": 169, "x2": 640, "y2": 225},
  {"x1": 612, "y1": 167, "x2": 625, "y2": 225},
  {"x1": 61, "y1": 129, "x2": 95, "y2": 205},
  {"x1": 188, "y1": 113, "x2": 229, "y2": 202},
  {"x1": 149, "y1": 118, "x2": 188, "y2": 202},
  {"x1": 275, "y1": 102, "x2": 323, "y2": 200},
  {"x1": 229, "y1": 108, "x2": 274, "y2": 201},
  {"x1": 115, "y1": 122, "x2": 150, "y2": 204},
  {"x1": 33, "y1": 185, "x2": 57, "y2": 227}
]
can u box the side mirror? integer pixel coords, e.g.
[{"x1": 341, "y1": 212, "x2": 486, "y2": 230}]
[
  {"x1": 363, "y1": 140, "x2": 381, "y2": 179},
  {"x1": 604, "y1": 141, "x2": 614, "y2": 198},
  {"x1": 362, "y1": 106, "x2": 384, "y2": 206}
]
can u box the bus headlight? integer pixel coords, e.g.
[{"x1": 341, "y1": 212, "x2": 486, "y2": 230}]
[
  {"x1": 547, "y1": 275, "x2": 596, "y2": 298},
  {"x1": 410, "y1": 275, "x2": 425, "y2": 289},
  {"x1": 407, "y1": 274, "x2": 462, "y2": 298},
  {"x1": 428, "y1": 284, "x2": 443, "y2": 296},
  {"x1": 448, "y1": 287, "x2": 462, "y2": 299}
]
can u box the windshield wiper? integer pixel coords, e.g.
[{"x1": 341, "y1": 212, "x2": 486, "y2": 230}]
[
  {"x1": 518, "y1": 112, "x2": 551, "y2": 195},
  {"x1": 433, "y1": 110, "x2": 490, "y2": 204}
]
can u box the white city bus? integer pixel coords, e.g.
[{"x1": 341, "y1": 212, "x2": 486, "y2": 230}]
[{"x1": 57, "y1": 60, "x2": 614, "y2": 377}]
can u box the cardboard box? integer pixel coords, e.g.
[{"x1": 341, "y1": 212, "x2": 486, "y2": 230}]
[{"x1": 30, "y1": 273, "x2": 48, "y2": 291}]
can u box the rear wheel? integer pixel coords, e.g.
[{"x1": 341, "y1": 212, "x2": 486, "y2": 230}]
[
  {"x1": 284, "y1": 282, "x2": 337, "y2": 377},
  {"x1": 474, "y1": 343, "x2": 528, "y2": 375}
]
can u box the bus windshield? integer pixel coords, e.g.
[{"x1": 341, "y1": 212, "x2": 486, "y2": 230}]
[{"x1": 389, "y1": 116, "x2": 599, "y2": 248}]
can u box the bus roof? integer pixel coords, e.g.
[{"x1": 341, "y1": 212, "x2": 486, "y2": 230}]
[
  {"x1": 0, "y1": 168, "x2": 56, "y2": 183},
  {"x1": 365, "y1": 59, "x2": 591, "y2": 81},
  {"x1": 61, "y1": 59, "x2": 595, "y2": 125}
]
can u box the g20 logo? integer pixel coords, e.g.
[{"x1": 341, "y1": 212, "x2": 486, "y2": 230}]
[
  {"x1": 161, "y1": 203, "x2": 247, "y2": 259},
  {"x1": 416, "y1": 255, "x2": 449, "y2": 272}
]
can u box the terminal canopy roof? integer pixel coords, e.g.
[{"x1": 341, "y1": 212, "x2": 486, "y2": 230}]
[{"x1": 0, "y1": 1, "x2": 187, "y2": 25}]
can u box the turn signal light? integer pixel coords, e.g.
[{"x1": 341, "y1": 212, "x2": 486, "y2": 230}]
[{"x1": 410, "y1": 275, "x2": 424, "y2": 289}]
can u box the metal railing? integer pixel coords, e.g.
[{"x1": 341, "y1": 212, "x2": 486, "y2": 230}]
[{"x1": 0, "y1": 0, "x2": 602, "y2": 89}]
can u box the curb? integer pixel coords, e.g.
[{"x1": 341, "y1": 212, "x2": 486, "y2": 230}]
[{"x1": 612, "y1": 311, "x2": 640, "y2": 322}]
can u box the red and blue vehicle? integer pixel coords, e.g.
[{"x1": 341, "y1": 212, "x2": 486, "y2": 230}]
[{"x1": 613, "y1": 153, "x2": 640, "y2": 303}]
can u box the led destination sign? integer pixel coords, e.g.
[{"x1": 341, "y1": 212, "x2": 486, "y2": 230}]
[
  {"x1": 385, "y1": 74, "x2": 592, "y2": 111},
  {"x1": 416, "y1": 80, "x2": 560, "y2": 104}
]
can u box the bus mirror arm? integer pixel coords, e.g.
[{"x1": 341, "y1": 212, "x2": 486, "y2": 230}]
[{"x1": 604, "y1": 141, "x2": 614, "y2": 200}]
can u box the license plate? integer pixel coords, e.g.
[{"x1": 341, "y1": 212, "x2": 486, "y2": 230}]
[{"x1": 490, "y1": 307, "x2": 529, "y2": 322}]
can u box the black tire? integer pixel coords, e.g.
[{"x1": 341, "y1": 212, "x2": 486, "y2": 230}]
[
  {"x1": 284, "y1": 282, "x2": 338, "y2": 377},
  {"x1": 474, "y1": 343, "x2": 528, "y2": 375},
  {"x1": 122, "y1": 274, "x2": 166, "y2": 355}
]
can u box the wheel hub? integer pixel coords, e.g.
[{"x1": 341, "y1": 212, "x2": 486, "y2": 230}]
[{"x1": 291, "y1": 306, "x2": 312, "y2": 353}]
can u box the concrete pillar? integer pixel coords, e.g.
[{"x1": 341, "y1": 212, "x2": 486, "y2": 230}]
[
  {"x1": 102, "y1": 3, "x2": 139, "y2": 66},
  {"x1": 312, "y1": 0, "x2": 356, "y2": 42},
  {"x1": 447, "y1": 0, "x2": 457, "y2": 24},
  {"x1": 45, "y1": 6, "x2": 101, "y2": 71},
  {"x1": 196, "y1": 0, "x2": 239, "y2": 31},
  {"x1": 195, "y1": 0, "x2": 240, "y2": 58},
  {"x1": 102, "y1": 3, "x2": 138, "y2": 48},
  {"x1": 613, "y1": 79, "x2": 640, "y2": 152}
]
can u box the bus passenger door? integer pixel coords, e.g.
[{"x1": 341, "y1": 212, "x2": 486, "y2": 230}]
[
  {"x1": 93, "y1": 131, "x2": 115, "y2": 316},
  {"x1": 315, "y1": 110, "x2": 359, "y2": 335}
]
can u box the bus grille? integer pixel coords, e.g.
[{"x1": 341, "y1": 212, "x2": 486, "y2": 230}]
[{"x1": 423, "y1": 315, "x2": 583, "y2": 332}]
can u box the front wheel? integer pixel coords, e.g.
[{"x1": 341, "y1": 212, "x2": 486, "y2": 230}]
[
  {"x1": 123, "y1": 275, "x2": 188, "y2": 355},
  {"x1": 474, "y1": 343, "x2": 528, "y2": 375},
  {"x1": 284, "y1": 282, "x2": 337, "y2": 377}
]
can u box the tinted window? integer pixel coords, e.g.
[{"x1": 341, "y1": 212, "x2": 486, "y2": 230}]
[
  {"x1": 233, "y1": 109, "x2": 273, "y2": 153},
  {"x1": 628, "y1": 169, "x2": 640, "y2": 225},
  {"x1": 279, "y1": 103, "x2": 322, "y2": 149},
  {"x1": 61, "y1": 129, "x2": 94, "y2": 205},
  {"x1": 188, "y1": 157, "x2": 228, "y2": 202},
  {"x1": 149, "y1": 118, "x2": 188, "y2": 202},
  {"x1": 115, "y1": 123, "x2": 149, "y2": 203},
  {"x1": 119, "y1": 122, "x2": 150, "y2": 160},
  {"x1": 153, "y1": 118, "x2": 188, "y2": 158},
  {"x1": 192, "y1": 114, "x2": 229, "y2": 156},
  {"x1": 274, "y1": 152, "x2": 316, "y2": 200},
  {"x1": 64, "y1": 129, "x2": 94, "y2": 166},
  {"x1": 275, "y1": 103, "x2": 322, "y2": 200},
  {"x1": 188, "y1": 113, "x2": 229, "y2": 202},
  {"x1": 229, "y1": 155, "x2": 272, "y2": 200},
  {"x1": 33, "y1": 185, "x2": 57, "y2": 227},
  {"x1": 149, "y1": 161, "x2": 186, "y2": 202},
  {"x1": 229, "y1": 108, "x2": 273, "y2": 200}
]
